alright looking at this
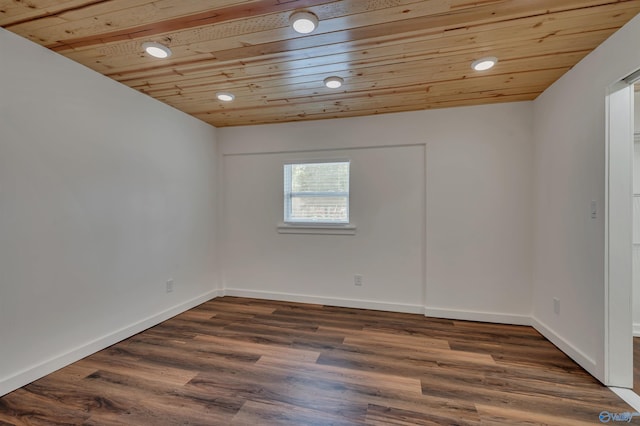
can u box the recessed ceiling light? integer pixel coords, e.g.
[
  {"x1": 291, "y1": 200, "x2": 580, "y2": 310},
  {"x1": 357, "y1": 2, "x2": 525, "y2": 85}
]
[
  {"x1": 324, "y1": 76, "x2": 344, "y2": 89},
  {"x1": 142, "y1": 42, "x2": 172, "y2": 59},
  {"x1": 471, "y1": 56, "x2": 498, "y2": 71},
  {"x1": 290, "y1": 11, "x2": 318, "y2": 34},
  {"x1": 216, "y1": 92, "x2": 235, "y2": 102}
]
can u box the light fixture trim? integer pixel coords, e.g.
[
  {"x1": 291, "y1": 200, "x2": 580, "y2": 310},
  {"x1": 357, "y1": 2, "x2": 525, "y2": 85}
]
[
  {"x1": 216, "y1": 92, "x2": 235, "y2": 102},
  {"x1": 142, "y1": 41, "x2": 172, "y2": 59},
  {"x1": 290, "y1": 11, "x2": 319, "y2": 34},
  {"x1": 471, "y1": 56, "x2": 498, "y2": 71},
  {"x1": 324, "y1": 76, "x2": 344, "y2": 89}
]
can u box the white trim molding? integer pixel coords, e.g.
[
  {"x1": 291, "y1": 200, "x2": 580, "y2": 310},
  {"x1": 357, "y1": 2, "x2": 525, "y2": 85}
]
[
  {"x1": 610, "y1": 387, "x2": 640, "y2": 412},
  {"x1": 424, "y1": 307, "x2": 531, "y2": 326},
  {"x1": 0, "y1": 289, "x2": 221, "y2": 397},
  {"x1": 277, "y1": 222, "x2": 357, "y2": 235},
  {"x1": 223, "y1": 288, "x2": 423, "y2": 314},
  {"x1": 531, "y1": 316, "x2": 598, "y2": 380}
]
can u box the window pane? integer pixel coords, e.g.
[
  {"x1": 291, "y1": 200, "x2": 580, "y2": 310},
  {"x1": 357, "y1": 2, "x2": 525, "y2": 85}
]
[
  {"x1": 290, "y1": 162, "x2": 349, "y2": 193},
  {"x1": 291, "y1": 196, "x2": 348, "y2": 222}
]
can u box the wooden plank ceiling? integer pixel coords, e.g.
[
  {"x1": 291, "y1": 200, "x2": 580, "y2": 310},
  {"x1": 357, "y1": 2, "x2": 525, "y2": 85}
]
[{"x1": 2, "y1": 0, "x2": 640, "y2": 127}]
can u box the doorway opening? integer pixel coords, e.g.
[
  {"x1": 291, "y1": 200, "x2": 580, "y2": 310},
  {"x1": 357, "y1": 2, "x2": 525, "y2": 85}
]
[
  {"x1": 605, "y1": 78, "x2": 634, "y2": 391},
  {"x1": 633, "y1": 86, "x2": 640, "y2": 394}
]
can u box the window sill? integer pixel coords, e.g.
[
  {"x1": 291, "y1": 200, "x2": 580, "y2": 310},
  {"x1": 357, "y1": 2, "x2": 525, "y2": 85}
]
[{"x1": 277, "y1": 222, "x2": 357, "y2": 235}]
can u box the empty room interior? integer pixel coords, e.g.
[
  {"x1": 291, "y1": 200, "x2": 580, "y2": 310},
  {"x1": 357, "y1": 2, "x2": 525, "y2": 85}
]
[{"x1": 5, "y1": 0, "x2": 640, "y2": 424}]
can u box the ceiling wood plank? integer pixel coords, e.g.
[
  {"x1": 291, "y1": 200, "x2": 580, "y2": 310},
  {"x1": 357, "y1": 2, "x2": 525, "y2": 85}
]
[
  {"x1": 140, "y1": 51, "x2": 588, "y2": 103},
  {"x1": 175, "y1": 68, "x2": 565, "y2": 115},
  {"x1": 59, "y1": 0, "x2": 639, "y2": 79},
  {"x1": 5, "y1": 0, "x2": 334, "y2": 47},
  {"x1": 2, "y1": 0, "x2": 640, "y2": 127},
  {"x1": 119, "y1": 19, "x2": 620, "y2": 92},
  {"x1": 0, "y1": 0, "x2": 108, "y2": 27}
]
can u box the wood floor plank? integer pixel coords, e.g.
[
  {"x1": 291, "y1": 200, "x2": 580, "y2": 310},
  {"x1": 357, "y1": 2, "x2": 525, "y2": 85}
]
[
  {"x1": 255, "y1": 356, "x2": 423, "y2": 394},
  {"x1": 634, "y1": 336, "x2": 640, "y2": 394},
  {"x1": 324, "y1": 326, "x2": 451, "y2": 351},
  {"x1": 81, "y1": 370, "x2": 242, "y2": 425},
  {"x1": 474, "y1": 403, "x2": 598, "y2": 426},
  {"x1": 44, "y1": 363, "x2": 99, "y2": 383},
  {"x1": 420, "y1": 375, "x2": 627, "y2": 423},
  {"x1": 173, "y1": 309, "x2": 215, "y2": 321},
  {"x1": 0, "y1": 296, "x2": 634, "y2": 425},
  {"x1": 78, "y1": 355, "x2": 198, "y2": 387},
  {"x1": 365, "y1": 402, "x2": 481, "y2": 426},
  {"x1": 193, "y1": 334, "x2": 321, "y2": 363},
  {"x1": 188, "y1": 368, "x2": 371, "y2": 423},
  {"x1": 231, "y1": 399, "x2": 363, "y2": 426}
]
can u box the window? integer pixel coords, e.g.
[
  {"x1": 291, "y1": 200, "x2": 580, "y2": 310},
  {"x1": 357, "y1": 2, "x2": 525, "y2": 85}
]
[{"x1": 283, "y1": 161, "x2": 350, "y2": 224}]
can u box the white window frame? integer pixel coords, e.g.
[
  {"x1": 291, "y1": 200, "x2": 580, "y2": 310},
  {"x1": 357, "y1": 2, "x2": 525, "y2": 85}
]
[{"x1": 278, "y1": 159, "x2": 356, "y2": 235}]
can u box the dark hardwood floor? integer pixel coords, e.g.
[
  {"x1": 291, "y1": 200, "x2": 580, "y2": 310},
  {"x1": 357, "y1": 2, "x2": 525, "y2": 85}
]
[
  {"x1": 634, "y1": 337, "x2": 640, "y2": 395},
  {"x1": 0, "y1": 297, "x2": 633, "y2": 425}
]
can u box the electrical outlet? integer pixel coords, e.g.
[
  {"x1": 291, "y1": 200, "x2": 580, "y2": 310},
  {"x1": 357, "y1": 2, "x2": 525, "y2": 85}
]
[
  {"x1": 166, "y1": 279, "x2": 174, "y2": 293},
  {"x1": 553, "y1": 297, "x2": 560, "y2": 314},
  {"x1": 354, "y1": 274, "x2": 363, "y2": 286}
]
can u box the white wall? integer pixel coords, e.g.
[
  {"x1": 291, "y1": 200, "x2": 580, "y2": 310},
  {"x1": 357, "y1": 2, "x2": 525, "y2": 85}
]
[
  {"x1": 222, "y1": 144, "x2": 425, "y2": 312},
  {"x1": 218, "y1": 102, "x2": 533, "y2": 323},
  {"x1": 0, "y1": 29, "x2": 219, "y2": 396},
  {"x1": 531, "y1": 13, "x2": 640, "y2": 384}
]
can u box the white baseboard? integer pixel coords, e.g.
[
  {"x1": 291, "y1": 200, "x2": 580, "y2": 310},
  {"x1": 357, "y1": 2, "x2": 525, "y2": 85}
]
[
  {"x1": 610, "y1": 387, "x2": 640, "y2": 412},
  {"x1": 530, "y1": 316, "x2": 598, "y2": 380},
  {"x1": 0, "y1": 289, "x2": 221, "y2": 397},
  {"x1": 633, "y1": 323, "x2": 640, "y2": 337},
  {"x1": 423, "y1": 307, "x2": 531, "y2": 326},
  {"x1": 222, "y1": 288, "x2": 424, "y2": 314},
  {"x1": 223, "y1": 289, "x2": 532, "y2": 325}
]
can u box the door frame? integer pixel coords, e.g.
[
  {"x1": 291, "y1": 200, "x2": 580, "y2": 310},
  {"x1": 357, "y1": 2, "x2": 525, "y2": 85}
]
[{"x1": 605, "y1": 81, "x2": 634, "y2": 387}]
